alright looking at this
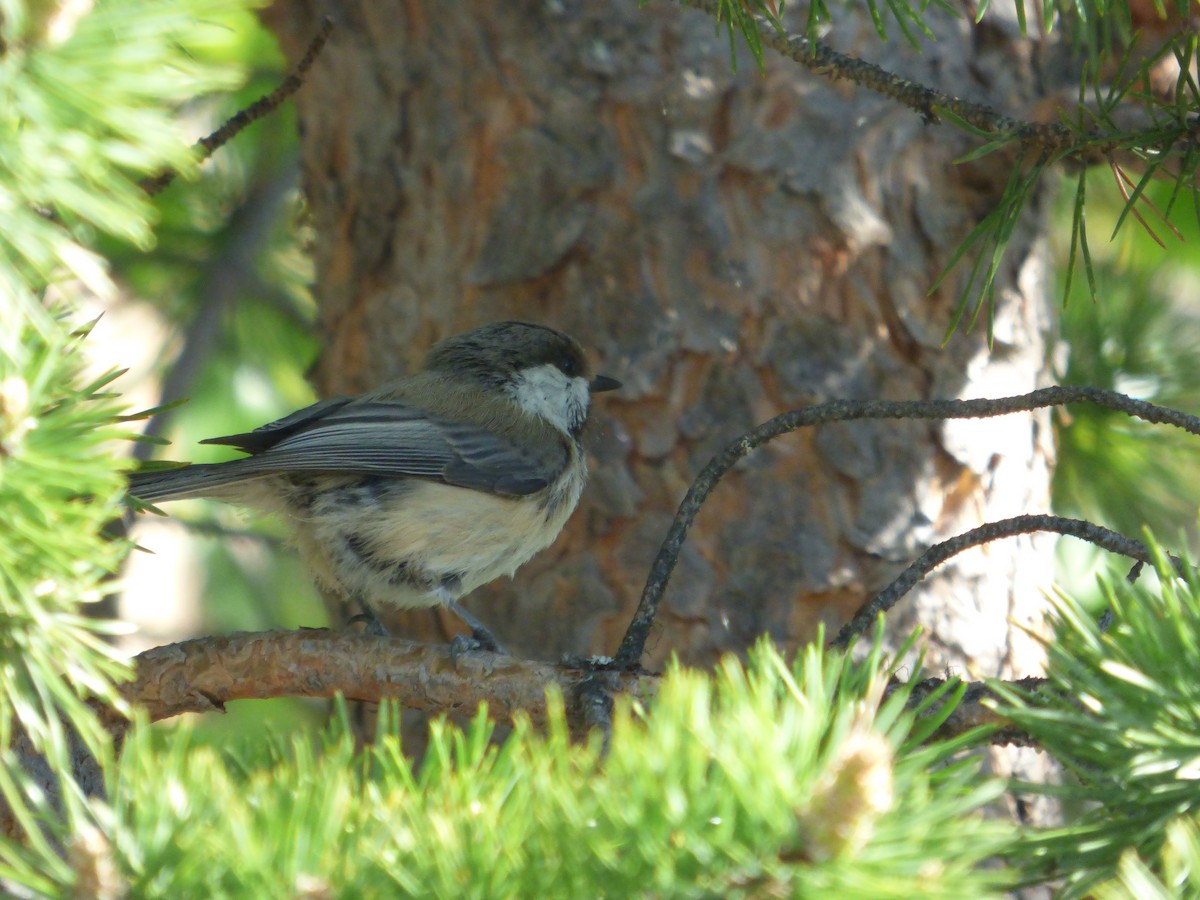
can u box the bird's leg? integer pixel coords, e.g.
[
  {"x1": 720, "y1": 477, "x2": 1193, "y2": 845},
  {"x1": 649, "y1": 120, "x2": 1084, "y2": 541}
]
[
  {"x1": 345, "y1": 597, "x2": 390, "y2": 637},
  {"x1": 446, "y1": 600, "x2": 508, "y2": 656}
]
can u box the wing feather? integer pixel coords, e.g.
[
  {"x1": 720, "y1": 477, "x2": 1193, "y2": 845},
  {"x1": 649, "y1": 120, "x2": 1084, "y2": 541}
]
[
  {"x1": 203, "y1": 401, "x2": 566, "y2": 497},
  {"x1": 200, "y1": 397, "x2": 355, "y2": 454}
]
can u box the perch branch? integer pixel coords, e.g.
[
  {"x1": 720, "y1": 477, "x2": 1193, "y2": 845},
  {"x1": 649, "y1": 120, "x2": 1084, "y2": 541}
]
[
  {"x1": 99, "y1": 630, "x2": 655, "y2": 732},
  {"x1": 614, "y1": 386, "x2": 1200, "y2": 668},
  {"x1": 105, "y1": 629, "x2": 1041, "y2": 748}
]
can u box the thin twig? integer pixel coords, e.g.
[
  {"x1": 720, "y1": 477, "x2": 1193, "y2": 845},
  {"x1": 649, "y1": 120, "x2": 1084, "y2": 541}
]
[
  {"x1": 831, "y1": 514, "x2": 1178, "y2": 649},
  {"x1": 678, "y1": 0, "x2": 1189, "y2": 166},
  {"x1": 140, "y1": 18, "x2": 333, "y2": 195},
  {"x1": 678, "y1": 0, "x2": 1070, "y2": 145},
  {"x1": 613, "y1": 385, "x2": 1200, "y2": 668}
]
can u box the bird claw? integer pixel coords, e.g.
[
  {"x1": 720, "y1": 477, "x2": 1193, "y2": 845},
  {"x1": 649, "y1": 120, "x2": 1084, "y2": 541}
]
[
  {"x1": 445, "y1": 601, "x2": 507, "y2": 656},
  {"x1": 560, "y1": 653, "x2": 616, "y2": 671},
  {"x1": 346, "y1": 610, "x2": 390, "y2": 637},
  {"x1": 449, "y1": 630, "x2": 508, "y2": 665}
]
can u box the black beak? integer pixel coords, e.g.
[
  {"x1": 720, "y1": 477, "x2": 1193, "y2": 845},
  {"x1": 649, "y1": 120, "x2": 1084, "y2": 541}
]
[{"x1": 589, "y1": 374, "x2": 622, "y2": 393}]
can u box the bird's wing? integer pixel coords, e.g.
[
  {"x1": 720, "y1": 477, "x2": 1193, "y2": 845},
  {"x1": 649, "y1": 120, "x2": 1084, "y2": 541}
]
[
  {"x1": 201, "y1": 397, "x2": 356, "y2": 454},
  {"x1": 203, "y1": 401, "x2": 567, "y2": 497}
]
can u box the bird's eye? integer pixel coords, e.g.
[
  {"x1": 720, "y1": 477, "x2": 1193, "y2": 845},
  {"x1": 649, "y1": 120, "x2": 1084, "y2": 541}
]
[{"x1": 558, "y1": 355, "x2": 581, "y2": 377}]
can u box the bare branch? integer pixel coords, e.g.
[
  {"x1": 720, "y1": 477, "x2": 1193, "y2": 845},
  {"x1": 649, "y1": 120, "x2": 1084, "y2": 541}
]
[
  {"x1": 141, "y1": 18, "x2": 333, "y2": 195},
  {"x1": 831, "y1": 514, "x2": 1181, "y2": 649},
  {"x1": 676, "y1": 0, "x2": 1179, "y2": 164},
  {"x1": 614, "y1": 386, "x2": 1200, "y2": 667},
  {"x1": 101, "y1": 630, "x2": 656, "y2": 733},
  {"x1": 105, "y1": 630, "x2": 1042, "y2": 751},
  {"x1": 678, "y1": 0, "x2": 1066, "y2": 143}
]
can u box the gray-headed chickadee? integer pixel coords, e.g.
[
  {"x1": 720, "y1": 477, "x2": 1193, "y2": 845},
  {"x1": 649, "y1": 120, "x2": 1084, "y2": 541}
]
[{"x1": 129, "y1": 321, "x2": 620, "y2": 650}]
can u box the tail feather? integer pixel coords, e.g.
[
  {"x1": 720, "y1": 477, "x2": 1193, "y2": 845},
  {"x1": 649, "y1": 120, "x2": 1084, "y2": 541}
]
[{"x1": 127, "y1": 461, "x2": 259, "y2": 504}]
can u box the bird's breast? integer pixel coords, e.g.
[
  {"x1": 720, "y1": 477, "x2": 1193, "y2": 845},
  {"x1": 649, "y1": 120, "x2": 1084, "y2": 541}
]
[{"x1": 287, "y1": 453, "x2": 587, "y2": 606}]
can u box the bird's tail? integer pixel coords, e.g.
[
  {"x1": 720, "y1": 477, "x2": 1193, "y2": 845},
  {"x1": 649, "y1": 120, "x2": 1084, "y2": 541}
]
[{"x1": 127, "y1": 461, "x2": 260, "y2": 504}]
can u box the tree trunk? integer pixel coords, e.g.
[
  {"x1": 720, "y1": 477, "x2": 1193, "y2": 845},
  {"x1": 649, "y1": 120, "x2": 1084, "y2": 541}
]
[{"x1": 264, "y1": 0, "x2": 1056, "y2": 699}]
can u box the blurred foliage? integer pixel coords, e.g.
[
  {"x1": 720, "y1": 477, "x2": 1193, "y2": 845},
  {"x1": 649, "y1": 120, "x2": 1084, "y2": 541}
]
[
  {"x1": 0, "y1": 0, "x2": 253, "y2": 315},
  {"x1": 99, "y1": 4, "x2": 315, "y2": 444},
  {"x1": 0, "y1": 0, "x2": 282, "y2": 868},
  {"x1": 996, "y1": 537, "x2": 1200, "y2": 896},
  {"x1": 1051, "y1": 174, "x2": 1200, "y2": 599},
  {"x1": 96, "y1": 6, "x2": 322, "y2": 733},
  {"x1": 1094, "y1": 817, "x2": 1200, "y2": 900},
  {"x1": 0, "y1": 315, "x2": 133, "y2": 856}
]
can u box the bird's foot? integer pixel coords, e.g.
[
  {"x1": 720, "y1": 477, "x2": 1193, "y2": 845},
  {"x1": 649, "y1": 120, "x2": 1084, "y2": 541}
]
[
  {"x1": 560, "y1": 653, "x2": 616, "y2": 670},
  {"x1": 346, "y1": 610, "x2": 390, "y2": 637},
  {"x1": 448, "y1": 632, "x2": 505, "y2": 666},
  {"x1": 446, "y1": 600, "x2": 508, "y2": 659}
]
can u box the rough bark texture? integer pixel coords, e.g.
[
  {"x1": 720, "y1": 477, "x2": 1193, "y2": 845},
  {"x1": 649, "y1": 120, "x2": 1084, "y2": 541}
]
[
  {"x1": 263, "y1": 1, "x2": 1057, "y2": 689},
  {"x1": 105, "y1": 631, "x2": 657, "y2": 729}
]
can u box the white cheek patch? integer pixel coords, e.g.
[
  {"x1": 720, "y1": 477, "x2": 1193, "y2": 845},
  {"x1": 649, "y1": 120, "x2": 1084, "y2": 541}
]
[{"x1": 508, "y1": 364, "x2": 590, "y2": 435}]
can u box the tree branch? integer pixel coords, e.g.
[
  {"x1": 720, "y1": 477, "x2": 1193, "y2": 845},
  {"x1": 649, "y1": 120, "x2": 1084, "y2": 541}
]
[
  {"x1": 831, "y1": 514, "x2": 1181, "y2": 649},
  {"x1": 101, "y1": 630, "x2": 655, "y2": 733},
  {"x1": 677, "y1": 0, "x2": 1180, "y2": 163},
  {"x1": 106, "y1": 629, "x2": 1043, "y2": 748},
  {"x1": 614, "y1": 386, "x2": 1200, "y2": 667},
  {"x1": 141, "y1": 18, "x2": 333, "y2": 195},
  {"x1": 680, "y1": 0, "x2": 1057, "y2": 141}
]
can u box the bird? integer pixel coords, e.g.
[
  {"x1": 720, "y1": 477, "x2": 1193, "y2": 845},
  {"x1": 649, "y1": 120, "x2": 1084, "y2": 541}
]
[{"x1": 128, "y1": 321, "x2": 620, "y2": 652}]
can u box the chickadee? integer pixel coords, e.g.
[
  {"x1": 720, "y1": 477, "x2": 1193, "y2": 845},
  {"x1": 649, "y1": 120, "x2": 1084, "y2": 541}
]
[{"x1": 129, "y1": 321, "x2": 620, "y2": 651}]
